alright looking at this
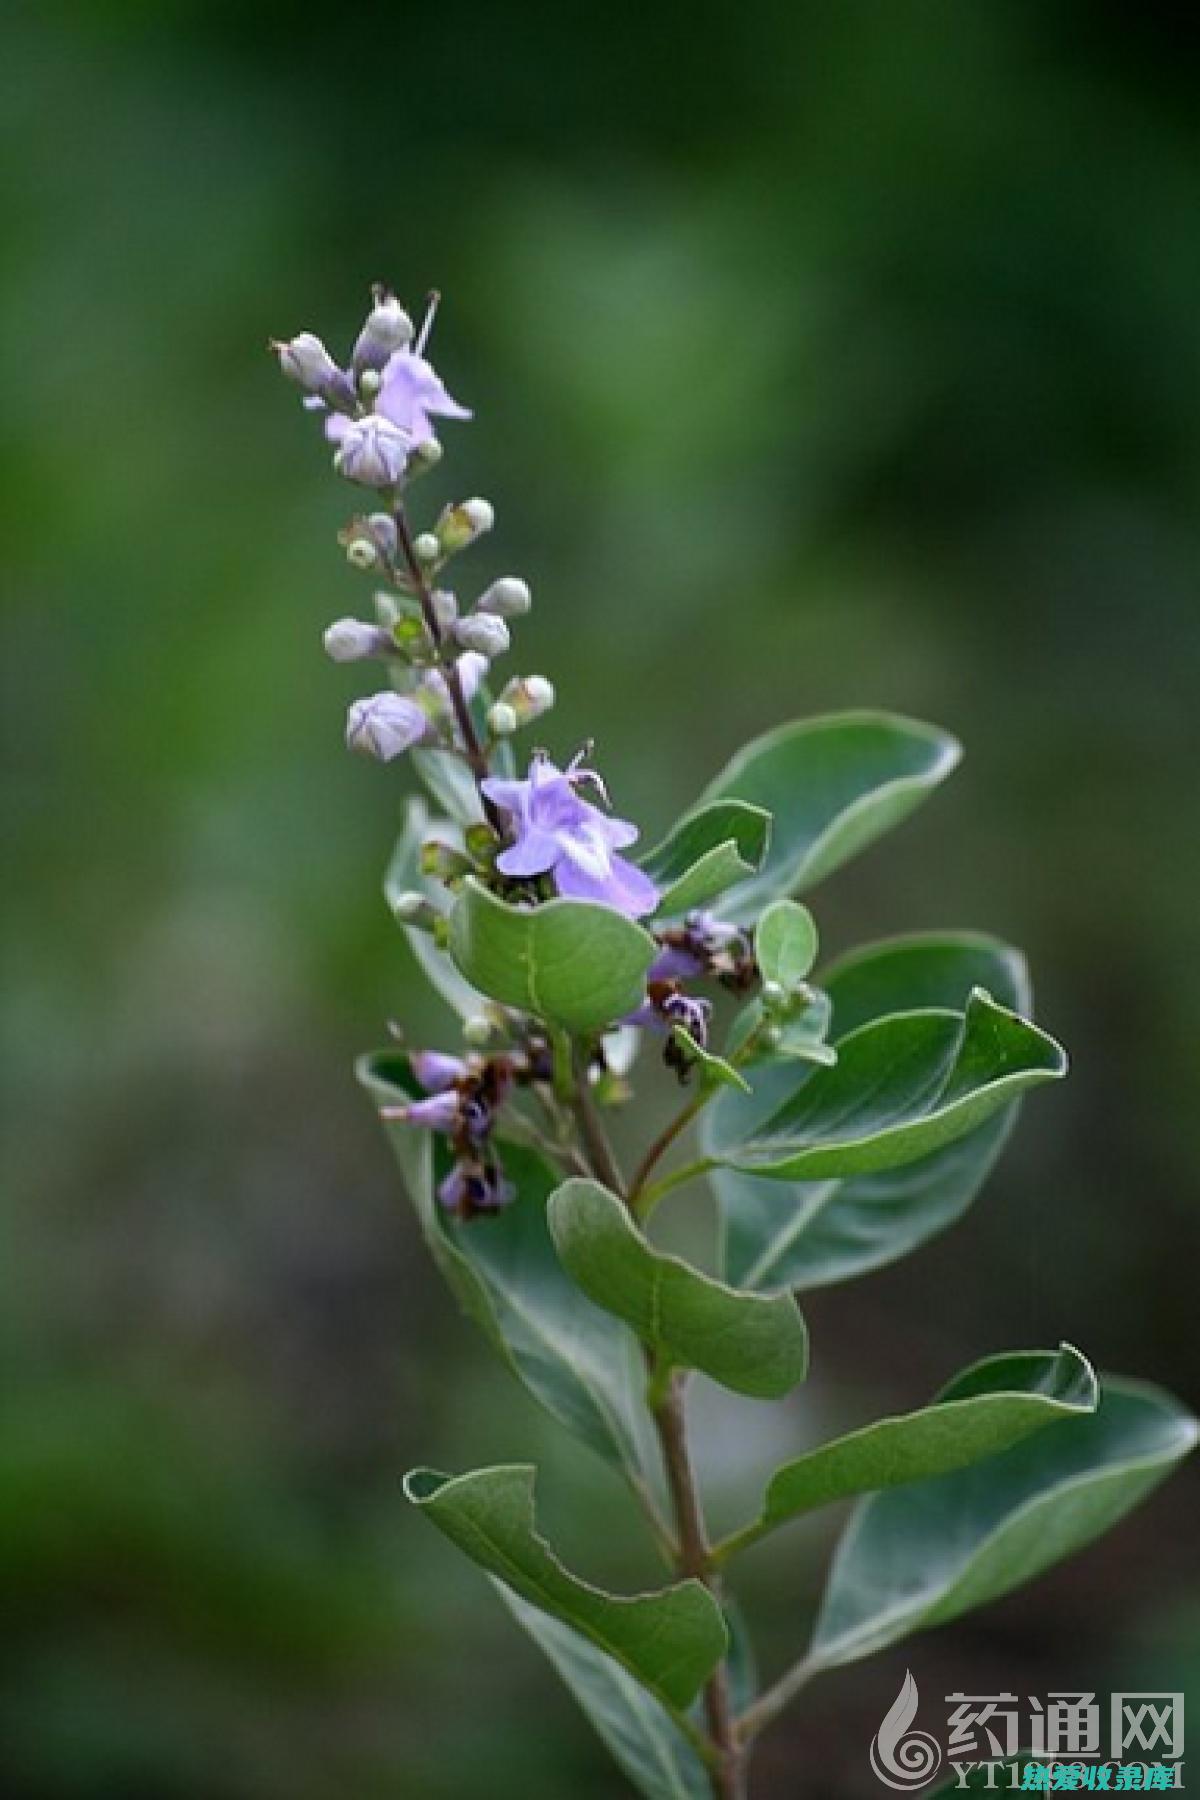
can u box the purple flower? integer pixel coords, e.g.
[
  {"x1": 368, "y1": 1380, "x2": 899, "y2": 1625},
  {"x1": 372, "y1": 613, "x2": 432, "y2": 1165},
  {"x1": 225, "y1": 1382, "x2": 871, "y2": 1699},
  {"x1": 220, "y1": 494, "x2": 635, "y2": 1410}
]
[
  {"x1": 333, "y1": 413, "x2": 411, "y2": 487},
  {"x1": 376, "y1": 349, "x2": 471, "y2": 444},
  {"x1": 481, "y1": 752, "x2": 659, "y2": 918},
  {"x1": 422, "y1": 651, "x2": 489, "y2": 711},
  {"x1": 390, "y1": 1091, "x2": 460, "y2": 1132},
  {"x1": 345, "y1": 692, "x2": 429, "y2": 760},
  {"x1": 411, "y1": 1051, "x2": 468, "y2": 1092},
  {"x1": 438, "y1": 1160, "x2": 514, "y2": 1218}
]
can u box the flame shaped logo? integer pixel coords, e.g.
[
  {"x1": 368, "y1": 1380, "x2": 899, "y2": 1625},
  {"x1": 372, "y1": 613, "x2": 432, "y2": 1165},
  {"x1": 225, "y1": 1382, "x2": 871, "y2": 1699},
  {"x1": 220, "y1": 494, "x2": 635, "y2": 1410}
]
[{"x1": 869, "y1": 1670, "x2": 943, "y2": 1790}]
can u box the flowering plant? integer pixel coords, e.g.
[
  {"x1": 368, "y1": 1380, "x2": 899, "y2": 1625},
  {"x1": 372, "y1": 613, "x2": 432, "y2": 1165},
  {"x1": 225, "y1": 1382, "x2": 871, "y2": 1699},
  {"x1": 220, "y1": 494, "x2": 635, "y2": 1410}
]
[{"x1": 274, "y1": 288, "x2": 1195, "y2": 1799}]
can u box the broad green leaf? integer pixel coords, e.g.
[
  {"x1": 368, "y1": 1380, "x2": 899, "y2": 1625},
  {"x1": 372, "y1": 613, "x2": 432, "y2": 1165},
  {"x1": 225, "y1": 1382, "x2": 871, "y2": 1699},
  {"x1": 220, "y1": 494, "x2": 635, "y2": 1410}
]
[
  {"x1": 717, "y1": 1347, "x2": 1096, "y2": 1557},
  {"x1": 496, "y1": 1587, "x2": 713, "y2": 1800},
  {"x1": 755, "y1": 900, "x2": 818, "y2": 990},
  {"x1": 359, "y1": 1054, "x2": 653, "y2": 1487},
  {"x1": 448, "y1": 877, "x2": 657, "y2": 1035},
  {"x1": 411, "y1": 743, "x2": 485, "y2": 826},
  {"x1": 384, "y1": 795, "x2": 484, "y2": 1020},
  {"x1": 670, "y1": 1027, "x2": 751, "y2": 1094},
  {"x1": 714, "y1": 935, "x2": 1032, "y2": 1290},
  {"x1": 810, "y1": 1378, "x2": 1197, "y2": 1669},
  {"x1": 708, "y1": 990, "x2": 1065, "y2": 1182},
  {"x1": 405, "y1": 1464, "x2": 728, "y2": 1710},
  {"x1": 693, "y1": 711, "x2": 961, "y2": 917},
  {"x1": 641, "y1": 801, "x2": 772, "y2": 918},
  {"x1": 548, "y1": 1180, "x2": 807, "y2": 1398}
]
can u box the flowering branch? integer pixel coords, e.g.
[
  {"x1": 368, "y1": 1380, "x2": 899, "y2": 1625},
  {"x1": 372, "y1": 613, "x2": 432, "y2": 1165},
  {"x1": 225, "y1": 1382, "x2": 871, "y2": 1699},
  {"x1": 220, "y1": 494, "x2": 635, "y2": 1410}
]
[{"x1": 271, "y1": 282, "x2": 1194, "y2": 1800}]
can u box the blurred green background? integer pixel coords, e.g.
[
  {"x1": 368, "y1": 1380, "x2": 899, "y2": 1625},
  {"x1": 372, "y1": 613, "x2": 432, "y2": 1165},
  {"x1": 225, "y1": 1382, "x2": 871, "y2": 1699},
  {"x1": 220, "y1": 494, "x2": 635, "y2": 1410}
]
[{"x1": 3, "y1": 2, "x2": 1198, "y2": 1794}]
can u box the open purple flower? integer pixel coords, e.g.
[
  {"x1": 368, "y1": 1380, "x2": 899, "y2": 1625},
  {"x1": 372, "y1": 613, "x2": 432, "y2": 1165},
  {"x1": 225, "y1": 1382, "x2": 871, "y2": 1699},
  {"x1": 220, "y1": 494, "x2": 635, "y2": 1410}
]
[
  {"x1": 324, "y1": 349, "x2": 471, "y2": 458},
  {"x1": 481, "y1": 752, "x2": 659, "y2": 918}
]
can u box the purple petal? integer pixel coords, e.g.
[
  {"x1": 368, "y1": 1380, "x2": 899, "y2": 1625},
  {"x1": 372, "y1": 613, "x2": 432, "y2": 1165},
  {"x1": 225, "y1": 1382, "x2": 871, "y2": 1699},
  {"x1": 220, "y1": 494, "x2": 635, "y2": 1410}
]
[
  {"x1": 495, "y1": 829, "x2": 562, "y2": 877},
  {"x1": 411, "y1": 1051, "x2": 468, "y2": 1092},
  {"x1": 552, "y1": 850, "x2": 658, "y2": 917}
]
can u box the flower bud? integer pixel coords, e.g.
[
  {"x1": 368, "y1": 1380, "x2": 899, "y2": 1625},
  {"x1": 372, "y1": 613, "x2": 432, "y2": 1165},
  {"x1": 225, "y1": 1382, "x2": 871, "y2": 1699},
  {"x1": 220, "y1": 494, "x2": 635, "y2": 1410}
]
[
  {"x1": 488, "y1": 702, "x2": 518, "y2": 737},
  {"x1": 462, "y1": 1014, "x2": 493, "y2": 1047},
  {"x1": 430, "y1": 588, "x2": 458, "y2": 632},
  {"x1": 495, "y1": 674, "x2": 556, "y2": 725},
  {"x1": 477, "y1": 577, "x2": 532, "y2": 618},
  {"x1": 387, "y1": 1091, "x2": 459, "y2": 1132},
  {"x1": 345, "y1": 691, "x2": 428, "y2": 760},
  {"x1": 464, "y1": 822, "x2": 500, "y2": 864},
  {"x1": 437, "y1": 497, "x2": 494, "y2": 553},
  {"x1": 273, "y1": 331, "x2": 341, "y2": 394},
  {"x1": 761, "y1": 978, "x2": 787, "y2": 1012},
  {"x1": 346, "y1": 537, "x2": 379, "y2": 571},
  {"x1": 413, "y1": 531, "x2": 441, "y2": 563},
  {"x1": 389, "y1": 888, "x2": 427, "y2": 920},
  {"x1": 352, "y1": 289, "x2": 414, "y2": 372},
  {"x1": 367, "y1": 512, "x2": 399, "y2": 558},
  {"x1": 454, "y1": 613, "x2": 511, "y2": 659},
  {"x1": 410, "y1": 437, "x2": 443, "y2": 471},
  {"x1": 334, "y1": 414, "x2": 411, "y2": 488},
  {"x1": 323, "y1": 618, "x2": 392, "y2": 663},
  {"x1": 411, "y1": 1050, "x2": 468, "y2": 1092}
]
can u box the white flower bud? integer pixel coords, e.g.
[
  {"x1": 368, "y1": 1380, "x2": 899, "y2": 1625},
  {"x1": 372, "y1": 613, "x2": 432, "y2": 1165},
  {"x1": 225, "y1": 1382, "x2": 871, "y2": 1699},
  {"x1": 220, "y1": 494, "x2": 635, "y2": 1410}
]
[
  {"x1": 430, "y1": 588, "x2": 458, "y2": 632},
  {"x1": 487, "y1": 702, "x2": 519, "y2": 737},
  {"x1": 390, "y1": 888, "x2": 426, "y2": 919},
  {"x1": 412, "y1": 437, "x2": 443, "y2": 468},
  {"x1": 438, "y1": 497, "x2": 494, "y2": 552},
  {"x1": 274, "y1": 331, "x2": 340, "y2": 392},
  {"x1": 414, "y1": 532, "x2": 441, "y2": 563},
  {"x1": 345, "y1": 691, "x2": 428, "y2": 760},
  {"x1": 454, "y1": 613, "x2": 511, "y2": 659},
  {"x1": 352, "y1": 291, "x2": 415, "y2": 372},
  {"x1": 462, "y1": 1013, "x2": 493, "y2": 1047},
  {"x1": 495, "y1": 675, "x2": 556, "y2": 724},
  {"x1": 324, "y1": 618, "x2": 391, "y2": 663},
  {"x1": 334, "y1": 414, "x2": 411, "y2": 488},
  {"x1": 359, "y1": 368, "x2": 382, "y2": 398},
  {"x1": 477, "y1": 577, "x2": 532, "y2": 618}
]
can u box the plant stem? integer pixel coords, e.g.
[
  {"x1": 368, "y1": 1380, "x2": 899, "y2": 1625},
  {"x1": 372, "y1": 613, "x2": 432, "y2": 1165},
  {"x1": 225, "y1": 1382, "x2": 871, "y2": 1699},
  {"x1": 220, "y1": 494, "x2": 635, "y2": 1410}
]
[
  {"x1": 390, "y1": 498, "x2": 503, "y2": 831},
  {"x1": 651, "y1": 1371, "x2": 747, "y2": 1800},
  {"x1": 570, "y1": 1042, "x2": 626, "y2": 1196},
  {"x1": 633, "y1": 1155, "x2": 719, "y2": 1221},
  {"x1": 627, "y1": 1089, "x2": 712, "y2": 1212},
  {"x1": 736, "y1": 1654, "x2": 821, "y2": 1748}
]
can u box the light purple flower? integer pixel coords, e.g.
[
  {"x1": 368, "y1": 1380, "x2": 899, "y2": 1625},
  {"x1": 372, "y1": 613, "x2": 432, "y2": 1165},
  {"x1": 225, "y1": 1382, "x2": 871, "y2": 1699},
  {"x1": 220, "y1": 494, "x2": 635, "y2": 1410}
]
[
  {"x1": 393, "y1": 1091, "x2": 460, "y2": 1132},
  {"x1": 438, "y1": 1160, "x2": 514, "y2": 1218},
  {"x1": 411, "y1": 1051, "x2": 468, "y2": 1093},
  {"x1": 333, "y1": 413, "x2": 412, "y2": 487},
  {"x1": 376, "y1": 349, "x2": 471, "y2": 445},
  {"x1": 422, "y1": 651, "x2": 489, "y2": 711},
  {"x1": 481, "y1": 753, "x2": 659, "y2": 918},
  {"x1": 345, "y1": 692, "x2": 429, "y2": 761}
]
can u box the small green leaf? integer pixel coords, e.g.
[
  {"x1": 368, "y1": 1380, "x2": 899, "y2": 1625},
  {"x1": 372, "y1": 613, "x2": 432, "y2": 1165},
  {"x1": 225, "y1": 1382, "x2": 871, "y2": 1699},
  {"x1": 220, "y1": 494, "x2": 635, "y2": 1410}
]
[
  {"x1": 547, "y1": 1180, "x2": 807, "y2": 1398},
  {"x1": 448, "y1": 877, "x2": 657, "y2": 1035},
  {"x1": 359, "y1": 1055, "x2": 653, "y2": 1487},
  {"x1": 496, "y1": 1588, "x2": 713, "y2": 1800},
  {"x1": 709, "y1": 990, "x2": 1065, "y2": 1182},
  {"x1": 728, "y1": 991, "x2": 835, "y2": 1069},
  {"x1": 405, "y1": 1464, "x2": 728, "y2": 1710},
  {"x1": 670, "y1": 1027, "x2": 751, "y2": 1094},
  {"x1": 810, "y1": 1378, "x2": 1197, "y2": 1669},
  {"x1": 693, "y1": 711, "x2": 961, "y2": 917},
  {"x1": 714, "y1": 934, "x2": 1033, "y2": 1291},
  {"x1": 718, "y1": 1347, "x2": 1097, "y2": 1557},
  {"x1": 384, "y1": 796, "x2": 484, "y2": 1020},
  {"x1": 642, "y1": 801, "x2": 772, "y2": 918},
  {"x1": 755, "y1": 900, "x2": 818, "y2": 989}
]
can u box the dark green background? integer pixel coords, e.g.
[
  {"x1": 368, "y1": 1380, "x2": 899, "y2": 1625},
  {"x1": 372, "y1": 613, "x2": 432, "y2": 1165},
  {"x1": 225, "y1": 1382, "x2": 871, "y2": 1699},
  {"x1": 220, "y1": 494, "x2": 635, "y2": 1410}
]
[{"x1": 3, "y1": 2, "x2": 1198, "y2": 1794}]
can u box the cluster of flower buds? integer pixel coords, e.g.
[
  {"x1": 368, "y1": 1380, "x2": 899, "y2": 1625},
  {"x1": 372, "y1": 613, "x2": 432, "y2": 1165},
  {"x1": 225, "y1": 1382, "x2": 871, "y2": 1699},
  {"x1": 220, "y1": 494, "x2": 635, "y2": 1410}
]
[
  {"x1": 650, "y1": 911, "x2": 757, "y2": 992},
  {"x1": 275, "y1": 284, "x2": 558, "y2": 768}
]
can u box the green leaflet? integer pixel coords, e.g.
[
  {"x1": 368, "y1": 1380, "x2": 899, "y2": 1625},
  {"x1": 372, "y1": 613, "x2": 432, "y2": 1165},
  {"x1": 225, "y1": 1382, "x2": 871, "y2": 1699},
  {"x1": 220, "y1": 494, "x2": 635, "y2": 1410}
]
[
  {"x1": 692, "y1": 710, "x2": 961, "y2": 918},
  {"x1": 809, "y1": 1378, "x2": 1197, "y2": 1668},
  {"x1": 384, "y1": 794, "x2": 484, "y2": 1020},
  {"x1": 716, "y1": 1346, "x2": 1096, "y2": 1558},
  {"x1": 548, "y1": 1180, "x2": 807, "y2": 1398},
  {"x1": 448, "y1": 877, "x2": 657, "y2": 1034},
  {"x1": 405, "y1": 1464, "x2": 728, "y2": 1711},
  {"x1": 713, "y1": 934, "x2": 1034, "y2": 1290},
  {"x1": 496, "y1": 1589, "x2": 713, "y2": 1800},
  {"x1": 640, "y1": 800, "x2": 772, "y2": 918},
  {"x1": 755, "y1": 899, "x2": 818, "y2": 990},
  {"x1": 358, "y1": 1054, "x2": 653, "y2": 1488},
  {"x1": 708, "y1": 989, "x2": 1065, "y2": 1182}
]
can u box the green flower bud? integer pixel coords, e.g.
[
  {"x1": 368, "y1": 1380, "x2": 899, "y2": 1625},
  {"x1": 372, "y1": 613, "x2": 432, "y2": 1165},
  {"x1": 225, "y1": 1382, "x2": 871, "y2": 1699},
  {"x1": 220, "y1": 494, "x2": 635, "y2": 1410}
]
[
  {"x1": 488, "y1": 702, "x2": 519, "y2": 737},
  {"x1": 437, "y1": 497, "x2": 494, "y2": 552},
  {"x1": 413, "y1": 531, "x2": 441, "y2": 563},
  {"x1": 462, "y1": 1013, "x2": 493, "y2": 1047}
]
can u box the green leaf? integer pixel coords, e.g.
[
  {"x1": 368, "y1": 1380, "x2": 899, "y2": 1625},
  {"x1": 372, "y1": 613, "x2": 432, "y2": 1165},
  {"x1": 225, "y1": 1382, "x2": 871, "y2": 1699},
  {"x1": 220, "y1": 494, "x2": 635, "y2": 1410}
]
[
  {"x1": 728, "y1": 991, "x2": 835, "y2": 1069},
  {"x1": 810, "y1": 1377, "x2": 1197, "y2": 1669},
  {"x1": 755, "y1": 899, "x2": 818, "y2": 989},
  {"x1": 714, "y1": 934, "x2": 1033, "y2": 1290},
  {"x1": 448, "y1": 877, "x2": 657, "y2": 1035},
  {"x1": 693, "y1": 711, "x2": 961, "y2": 917},
  {"x1": 548, "y1": 1180, "x2": 808, "y2": 1399},
  {"x1": 717, "y1": 1347, "x2": 1097, "y2": 1557},
  {"x1": 641, "y1": 801, "x2": 772, "y2": 918},
  {"x1": 358, "y1": 1054, "x2": 653, "y2": 1487},
  {"x1": 496, "y1": 1587, "x2": 713, "y2": 1800},
  {"x1": 708, "y1": 989, "x2": 1065, "y2": 1182},
  {"x1": 384, "y1": 796, "x2": 484, "y2": 1020},
  {"x1": 405, "y1": 1464, "x2": 728, "y2": 1710},
  {"x1": 670, "y1": 1027, "x2": 751, "y2": 1094}
]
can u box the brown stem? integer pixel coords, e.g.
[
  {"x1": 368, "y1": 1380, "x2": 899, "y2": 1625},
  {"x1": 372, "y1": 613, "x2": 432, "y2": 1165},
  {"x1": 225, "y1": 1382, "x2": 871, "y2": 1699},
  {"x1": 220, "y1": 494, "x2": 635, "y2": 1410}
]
[
  {"x1": 627, "y1": 1089, "x2": 709, "y2": 1212},
  {"x1": 652, "y1": 1373, "x2": 747, "y2": 1800},
  {"x1": 390, "y1": 500, "x2": 503, "y2": 830},
  {"x1": 569, "y1": 1042, "x2": 627, "y2": 1196}
]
